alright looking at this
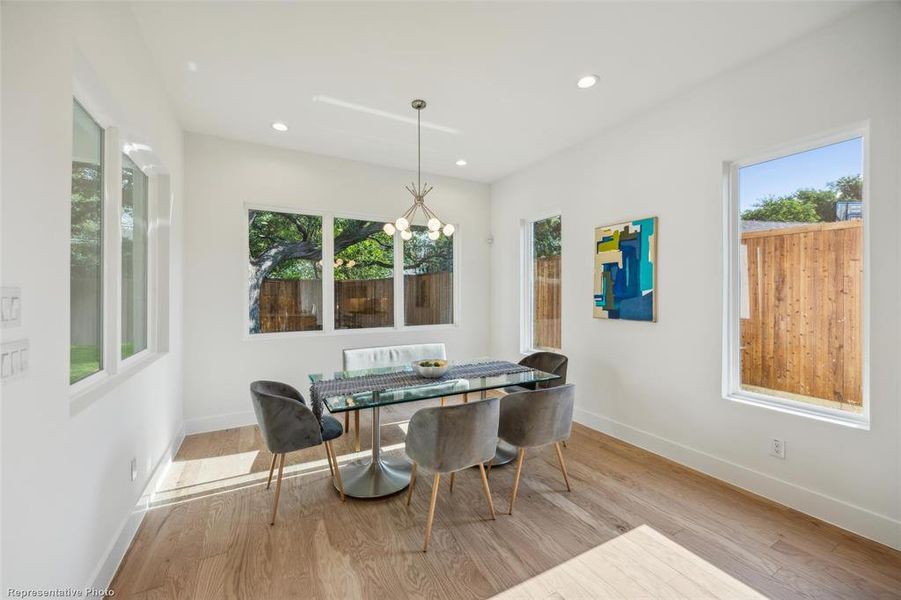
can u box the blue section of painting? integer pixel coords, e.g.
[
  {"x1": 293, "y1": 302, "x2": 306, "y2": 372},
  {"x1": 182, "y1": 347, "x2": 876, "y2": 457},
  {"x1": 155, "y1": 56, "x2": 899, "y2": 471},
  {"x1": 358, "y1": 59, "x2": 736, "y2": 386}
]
[{"x1": 594, "y1": 217, "x2": 656, "y2": 321}]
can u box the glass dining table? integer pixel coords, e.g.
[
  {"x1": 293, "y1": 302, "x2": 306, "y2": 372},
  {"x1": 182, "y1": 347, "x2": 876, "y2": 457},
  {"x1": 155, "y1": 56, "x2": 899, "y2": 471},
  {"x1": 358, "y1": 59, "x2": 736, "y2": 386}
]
[{"x1": 309, "y1": 362, "x2": 560, "y2": 499}]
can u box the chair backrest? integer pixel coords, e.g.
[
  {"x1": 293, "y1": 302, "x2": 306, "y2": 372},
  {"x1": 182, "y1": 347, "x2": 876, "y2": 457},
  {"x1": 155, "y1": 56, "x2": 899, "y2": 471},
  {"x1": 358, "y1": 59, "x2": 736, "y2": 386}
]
[
  {"x1": 519, "y1": 352, "x2": 568, "y2": 388},
  {"x1": 342, "y1": 343, "x2": 447, "y2": 371},
  {"x1": 250, "y1": 380, "x2": 323, "y2": 454},
  {"x1": 405, "y1": 397, "x2": 499, "y2": 474},
  {"x1": 499, "y1": 384, "x2": 575, "y2": 448}
]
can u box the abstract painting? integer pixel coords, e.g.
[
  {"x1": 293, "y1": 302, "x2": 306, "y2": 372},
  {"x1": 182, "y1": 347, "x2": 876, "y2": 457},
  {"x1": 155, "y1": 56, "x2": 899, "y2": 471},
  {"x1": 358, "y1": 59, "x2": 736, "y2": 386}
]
[{"x1": 593, "y1": 217, "x2": 657, "y2": 321}]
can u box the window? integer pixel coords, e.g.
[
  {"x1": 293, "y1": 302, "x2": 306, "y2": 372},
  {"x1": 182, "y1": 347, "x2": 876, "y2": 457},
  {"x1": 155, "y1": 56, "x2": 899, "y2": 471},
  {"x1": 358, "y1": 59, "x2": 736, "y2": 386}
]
[
  {"x1": 404, "y1": 225, "x2": 454, "y2": 326},
  {"x1": 246, "y1": 208, "x2": 458, "y2": 335},
  {"x1": 70, "y1": 101, "x2": 104, "y2": 384},
  {"x1": 524, "y1": 215, "x2": 561, "y2": 351},
  {"x1": 334, "y1": 218, "x2": 394, "y2": 330},
  {"x1": 248, "y1": 210, "x2": 323, "y2": 333},
  {"x1": 726, "y1": 133, "x2": 865, "y2": 423},
  {"x1": 121, "y1": 155, "x2": 149, "y2": 358}
]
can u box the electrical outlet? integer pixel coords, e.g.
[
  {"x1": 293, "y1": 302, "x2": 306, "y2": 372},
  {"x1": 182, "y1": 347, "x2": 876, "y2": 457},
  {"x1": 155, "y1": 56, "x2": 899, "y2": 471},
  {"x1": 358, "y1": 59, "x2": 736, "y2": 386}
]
[
  {"x1": 130, "y1": 457, "x2": 138, "y2": 482},
  {"x1": 770, "y1": 438, "x2": 786, "y2": 459}
]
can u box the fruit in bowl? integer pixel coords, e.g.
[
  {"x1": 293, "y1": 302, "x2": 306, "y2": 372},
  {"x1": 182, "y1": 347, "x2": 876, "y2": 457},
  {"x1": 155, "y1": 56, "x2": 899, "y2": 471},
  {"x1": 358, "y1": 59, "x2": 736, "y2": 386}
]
[{"x1": 414, "y1": 359, "x2": 449, "y2": 378}]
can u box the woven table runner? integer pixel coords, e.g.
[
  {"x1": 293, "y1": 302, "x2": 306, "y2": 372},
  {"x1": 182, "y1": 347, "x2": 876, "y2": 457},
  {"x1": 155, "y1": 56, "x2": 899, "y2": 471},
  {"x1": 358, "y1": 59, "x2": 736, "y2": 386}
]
[{"x1": 310, "y1": 360, "x2": 531, "y2": 421}]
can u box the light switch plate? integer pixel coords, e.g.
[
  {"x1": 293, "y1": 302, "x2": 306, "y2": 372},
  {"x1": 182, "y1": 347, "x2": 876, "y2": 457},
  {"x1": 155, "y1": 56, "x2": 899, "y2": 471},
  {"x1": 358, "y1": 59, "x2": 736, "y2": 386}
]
[
  {"x1": 1, "y1": 287, "x2": 22, "y2": 328},
  {"x1": 1, "y1": 338, "x2": 29, "y2": 380}
]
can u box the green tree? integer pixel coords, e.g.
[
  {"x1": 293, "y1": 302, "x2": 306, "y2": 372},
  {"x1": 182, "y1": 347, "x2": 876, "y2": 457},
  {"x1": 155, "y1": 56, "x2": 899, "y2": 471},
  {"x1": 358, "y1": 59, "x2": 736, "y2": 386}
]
[
  {"x1": 829, "y1": 174, "x2": 862, "y2": 201},
  {"x1": 741, "y1": 174, "x2": 862, "y2": 223},
  {"x1": 741, "y1": 197, "x2": 820, "y2": 223},
  {"x1": 534, "y1": 216, "x2": 561, "y2": 259}
]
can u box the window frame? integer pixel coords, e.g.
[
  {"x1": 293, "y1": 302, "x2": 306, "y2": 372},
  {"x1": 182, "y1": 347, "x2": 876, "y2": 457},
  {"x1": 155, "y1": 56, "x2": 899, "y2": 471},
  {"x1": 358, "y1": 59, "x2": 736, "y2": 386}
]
[
  {"x1": 722, "y1": 124, "x2": 870, "y2": 429},
  {"x1": 520, "y1": 210, "x2": 562, "y2": 354},
  {"x1": 69, "y1": 91, "x2": 166, "y2": 411},
  {"x1": 243, "y1": 203, "x2": 461, "y2": 339},
  {"x1": 119, "y1": 153, "x2": 153, "y2": 368}
]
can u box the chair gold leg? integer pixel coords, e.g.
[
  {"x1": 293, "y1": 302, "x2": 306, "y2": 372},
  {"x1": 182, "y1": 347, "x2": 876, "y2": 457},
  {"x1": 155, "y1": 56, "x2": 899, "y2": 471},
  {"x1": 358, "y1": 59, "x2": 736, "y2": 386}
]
[
  {"x1": 354, "y1": 411, "x2": 361, "y2": 452},
  {"x1": 326, "y1": 441, "x2": 345, "y2": 502},
  {"x1": 486, "y1": 460, "x2": 492, "y2": 478},
  {"x1": 449, "y1": 471, "x2": 455, "y2": 492},
  {"x1": 406, "y1": 462, "x2": 418, "y2": 506},
  {"x1": 266, "y1": 453, "x2": 277, "y2": 490},
  {"x1": 463, "y1": 393, "x2": 469, "y2": 403},
  {"x1": 440, "y1": 397, "x2": 446, "y2": 407},
  {"x1": 509, "y1": 448, "x2": 525, "y2": 515},
  {"x1": 478, "y1": 463, "x2": 496, "y2": 520},
  {"x1": 554, "y1": 442, "x2": 571, "y2": 492},
  {"x1": 562, "y1": 440, "x2": 567, "y2": 448},
  {"x1": 344, "y1": 411, "x2": 350, "y2": 432},
  {"x1": 270, "y1": 453, "x2": 286, "y2": 525},
  {"x1": 423, "y1": 473, "x2": 441, "y2": 552},
  {"x1": 324, "y1": 443, "x2": 335, "y2": 477}
]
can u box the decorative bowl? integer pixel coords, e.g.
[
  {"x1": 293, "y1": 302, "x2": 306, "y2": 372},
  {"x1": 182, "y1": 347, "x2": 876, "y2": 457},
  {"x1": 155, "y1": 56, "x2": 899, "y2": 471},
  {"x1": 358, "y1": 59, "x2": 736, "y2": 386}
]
[{"x1": 414, "y1": 359, "x2": 449, "y2": 379}]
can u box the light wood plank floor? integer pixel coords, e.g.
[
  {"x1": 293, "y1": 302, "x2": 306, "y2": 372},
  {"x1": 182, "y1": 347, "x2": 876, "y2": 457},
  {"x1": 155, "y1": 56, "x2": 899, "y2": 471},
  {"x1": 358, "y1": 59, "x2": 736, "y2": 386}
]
[{"x1": 111, "y1": 399, "x2": 901, "y2": 599}]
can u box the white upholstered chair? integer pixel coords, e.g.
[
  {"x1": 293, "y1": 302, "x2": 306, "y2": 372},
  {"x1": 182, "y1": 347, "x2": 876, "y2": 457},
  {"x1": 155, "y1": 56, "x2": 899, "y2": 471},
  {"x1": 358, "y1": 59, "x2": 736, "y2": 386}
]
[{"x1": 341, "y1": 343, "x2": 447, "y2": 451}]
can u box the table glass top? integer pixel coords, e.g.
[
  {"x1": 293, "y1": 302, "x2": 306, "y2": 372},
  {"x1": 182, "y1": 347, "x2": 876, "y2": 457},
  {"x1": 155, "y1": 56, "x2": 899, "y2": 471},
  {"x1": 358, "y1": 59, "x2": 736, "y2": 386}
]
[{"x1": 309, "y1": 361, "x2": 559, "y2": 412}]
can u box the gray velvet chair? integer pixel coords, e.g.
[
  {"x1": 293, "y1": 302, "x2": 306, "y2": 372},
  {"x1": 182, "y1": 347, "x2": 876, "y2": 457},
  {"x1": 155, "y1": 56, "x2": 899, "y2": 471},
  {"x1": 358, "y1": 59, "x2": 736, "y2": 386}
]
[
  {"x1": 505, "y1": 351, "x2": 568, "y2": 393},
  {"x1": 404, "y1": 397, "x2": 499, "y2": 551},
  {"x1": 342, "y1": 343, "x2": 447, "y2": 451},
  {"x1": 498, "y1": 384, "x2": 575, "y2": 515},
  {"x1": 250, "y1": 380, "x2": 345, "y2": 525}
]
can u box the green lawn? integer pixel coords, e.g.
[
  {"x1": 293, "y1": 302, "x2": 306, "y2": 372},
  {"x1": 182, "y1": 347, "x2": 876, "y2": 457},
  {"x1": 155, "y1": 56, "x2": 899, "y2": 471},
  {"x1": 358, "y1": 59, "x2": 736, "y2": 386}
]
[{"x1": 70, "y1": 343, "x2": 135, "y2": 384}]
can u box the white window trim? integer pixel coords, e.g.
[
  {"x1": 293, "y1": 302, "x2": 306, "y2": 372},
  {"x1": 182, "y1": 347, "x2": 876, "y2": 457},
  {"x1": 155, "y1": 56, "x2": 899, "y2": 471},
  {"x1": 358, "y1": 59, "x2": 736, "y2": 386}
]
[
  {"x1": 69, "y1": 94, "x2": 168, "y2": 414},
  {"x1": 520, "y1": 210, "x2": 562, "y2": 354},
  {"x1": 722, "y1": 123, "x2": 870, "y2": 430},
  {"x1": 243, "y1": 203, "x2": 461, "y2": 340}
]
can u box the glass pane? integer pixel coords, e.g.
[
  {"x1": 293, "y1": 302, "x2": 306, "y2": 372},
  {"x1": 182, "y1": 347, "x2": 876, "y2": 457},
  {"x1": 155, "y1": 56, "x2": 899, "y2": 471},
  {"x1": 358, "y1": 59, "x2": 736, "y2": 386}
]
[
  {"x1": 738, "y1": 137, "x2": 863, "y2": 412},
  {"x1": 334, "y1": 218, "x2": 393, "y2": 329},
  {"x1": 403, "y1": 225, "x2": 453, "y2": 325},
  {"x1": 248, "y1": 210, "x2": 323, "y2": 333},
  {"x1": 309, "y1": 361, "x2": 560, "y2": 413},
  {"x1": 70, "y1": 101, "x2": 104, "y2": 384},
  {"x1": 122, "y1": 155, "x2": 148, "y2": 358},
  {"x1": 532, "y1": 216, "x2": 561, "y2": 350}
]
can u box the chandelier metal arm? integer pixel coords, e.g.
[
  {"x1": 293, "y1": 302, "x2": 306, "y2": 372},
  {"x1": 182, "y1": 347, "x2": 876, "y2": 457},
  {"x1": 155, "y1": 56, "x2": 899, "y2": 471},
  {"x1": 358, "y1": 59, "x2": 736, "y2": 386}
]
[{"x1": 383, "y1": 98, "x2": 454, "y2": 238}]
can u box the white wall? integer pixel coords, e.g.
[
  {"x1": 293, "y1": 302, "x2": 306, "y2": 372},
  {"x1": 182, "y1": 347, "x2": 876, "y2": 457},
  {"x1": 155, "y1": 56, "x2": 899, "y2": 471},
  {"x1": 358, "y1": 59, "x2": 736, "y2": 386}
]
[
  {"x1": 182, "y1": 133, "x2": 491, "y2": 432},
  {"x1": 490, "y1": 4, "x2": 901, "y2": 548},
  {"x1": 1, "y1": 2, "x2": 184, "y2": 591}
]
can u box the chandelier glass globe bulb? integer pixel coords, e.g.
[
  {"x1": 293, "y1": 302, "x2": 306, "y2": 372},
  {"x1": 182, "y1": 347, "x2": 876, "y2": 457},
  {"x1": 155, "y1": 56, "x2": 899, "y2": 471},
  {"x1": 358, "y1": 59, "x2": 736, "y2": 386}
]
[
  {"x1": 395, "y1": 217, "x2": 409, "y2": 231},
  {"x1": 427, "y1": 230, "x2": 440, "y2": 241},
  {"x1": 401, "y1": 229, "x2": 413, "y2": 241},
  {"x1": 427, "y1": 217, "x2": 441, "y2": 232},
  {"x1": 383, "y1": 222, "x2": 396, "y2": 236},
  {"x1": 442, "y1": 223, "x2": 455, "y2": 237}
]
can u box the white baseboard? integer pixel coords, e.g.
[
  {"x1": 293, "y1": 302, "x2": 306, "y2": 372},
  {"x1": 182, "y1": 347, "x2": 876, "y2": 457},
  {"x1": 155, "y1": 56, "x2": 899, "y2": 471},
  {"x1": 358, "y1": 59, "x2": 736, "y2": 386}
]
[
  {"x1": 185, "y1": 410, "x2": 256, "y2": 435},
  {"x1": 88, "y1": 425, "x2": 186, "y2": 591},
  {"x1": 574, "y1": 407, "x2": 901, "y2": 550}
]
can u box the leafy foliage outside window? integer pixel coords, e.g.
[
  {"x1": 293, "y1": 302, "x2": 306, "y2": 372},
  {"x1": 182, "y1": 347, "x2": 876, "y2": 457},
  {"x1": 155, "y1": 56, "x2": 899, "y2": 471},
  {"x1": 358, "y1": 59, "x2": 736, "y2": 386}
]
[
  {"x1": 334, "y1": 218, "x2": 394, "y2": 329},
  {"x1": 533, "y1": 215, "x2": 561, "y2": 258},
  {"x1": 741, "y1": 175, "x2": 862, "y2": 223}
]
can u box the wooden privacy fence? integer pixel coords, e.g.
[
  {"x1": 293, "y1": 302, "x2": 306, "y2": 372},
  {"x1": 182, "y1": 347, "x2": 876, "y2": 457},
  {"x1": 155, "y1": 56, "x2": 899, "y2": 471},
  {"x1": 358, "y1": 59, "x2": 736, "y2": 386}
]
[
  {"x1": 259, "y1": 271, "x2": 453, "y2": 332},
  {"x1": 534, "y1": 256, "x2": 562, "y2": 350},
  {"x1": 740, "y1": 220, "x2": 862, "y2": 406}
]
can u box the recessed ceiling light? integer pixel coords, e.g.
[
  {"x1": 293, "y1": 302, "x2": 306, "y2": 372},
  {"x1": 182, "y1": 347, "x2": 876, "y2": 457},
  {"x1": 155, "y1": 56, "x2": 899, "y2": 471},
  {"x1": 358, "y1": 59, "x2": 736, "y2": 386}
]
[
  {"x1": 272, "y1": 122, "x2": 289, "y2": 132},
  {"x1": 186, "y1": 61, "x2": 198, "y2": 73},
  {"x1": 456, "y1": 159, "x2": 467, "y2": 166},
  {"x1": 577, "y1": 74, "x2": 599, "y2": 89}
]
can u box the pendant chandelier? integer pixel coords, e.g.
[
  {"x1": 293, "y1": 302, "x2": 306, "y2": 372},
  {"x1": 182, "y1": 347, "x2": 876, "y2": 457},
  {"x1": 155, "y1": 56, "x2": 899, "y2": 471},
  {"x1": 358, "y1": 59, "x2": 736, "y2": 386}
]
[{"x1": 383, "y1": 99, "x2": 454, "y2": 241}]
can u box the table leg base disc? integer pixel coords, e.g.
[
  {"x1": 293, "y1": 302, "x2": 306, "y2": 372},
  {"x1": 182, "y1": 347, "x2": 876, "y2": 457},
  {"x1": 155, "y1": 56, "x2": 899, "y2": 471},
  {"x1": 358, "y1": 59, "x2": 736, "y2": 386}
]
[
  {"x1": 490, "y1": 440, "x2": 518, "y2": 467},
  {"x1": 338, "y1": 456, "x2": 412, "y2": 499}
]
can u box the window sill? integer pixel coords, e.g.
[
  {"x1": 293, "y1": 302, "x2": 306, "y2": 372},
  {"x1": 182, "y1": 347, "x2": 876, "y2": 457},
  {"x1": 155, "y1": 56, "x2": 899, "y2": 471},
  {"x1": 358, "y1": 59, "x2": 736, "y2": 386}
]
[
  {"x1": 243, "y1": 323, "x2": 459, "y2": 342},
  {"x1": 69, "y1": 351, "x2": 166, "y2": 416},
  {"x1": 724, "y1": 389, "x2": 869, "y2": 430}
]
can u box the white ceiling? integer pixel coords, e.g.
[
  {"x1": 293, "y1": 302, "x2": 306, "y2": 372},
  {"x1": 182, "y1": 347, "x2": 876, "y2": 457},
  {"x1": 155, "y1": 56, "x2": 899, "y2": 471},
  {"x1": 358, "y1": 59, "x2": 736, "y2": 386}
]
[{"x1": 131, "y1": 1, "x2": 860, "y2": 183}]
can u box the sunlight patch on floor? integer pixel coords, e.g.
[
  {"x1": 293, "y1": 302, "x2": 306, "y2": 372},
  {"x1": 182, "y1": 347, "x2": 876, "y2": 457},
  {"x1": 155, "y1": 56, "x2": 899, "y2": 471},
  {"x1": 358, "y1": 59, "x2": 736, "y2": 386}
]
[
  {"x1": 152, "y1": 442, "x2": 407, "y2": 505},
  {"x1": 491, "y1": 525, "x2": 766, "y2": 600}
]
